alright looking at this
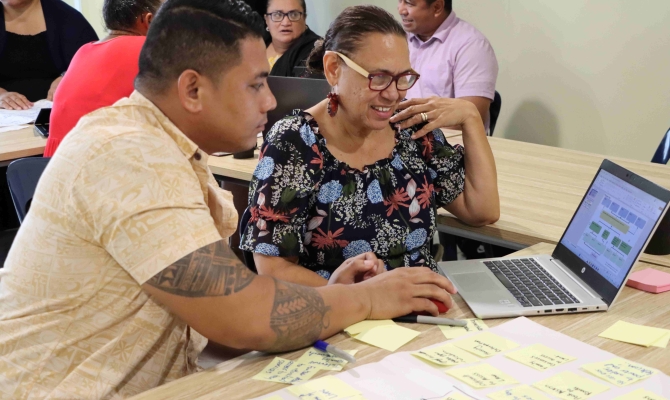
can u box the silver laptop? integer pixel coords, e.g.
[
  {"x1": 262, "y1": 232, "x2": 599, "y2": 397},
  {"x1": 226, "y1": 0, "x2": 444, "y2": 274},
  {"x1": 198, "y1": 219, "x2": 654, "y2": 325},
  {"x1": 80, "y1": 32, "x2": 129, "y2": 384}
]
[{"x1": 438, "y1": 160, "x2": 670, "y2": 319}]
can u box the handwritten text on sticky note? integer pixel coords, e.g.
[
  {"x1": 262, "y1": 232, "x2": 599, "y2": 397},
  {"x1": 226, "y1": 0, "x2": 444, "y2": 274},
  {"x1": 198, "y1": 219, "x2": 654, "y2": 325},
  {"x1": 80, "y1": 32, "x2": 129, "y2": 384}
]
[
  {"x1": 288, "y1": 376, "x2": 361, "y2": 400},
  {"x1": 454, "y1": 332, "x2": 519, "y2": 358},
  {"x1": 412, "y1": 344, "x2": 480, "y2": 366},
  {"x1": 533, "y1": 371, "x2": 609, "y2": 400},
  {"x1": 446, "y1": 364, "x2": 518, "y2": 389},
  {"x1": 581, "y1": 358, "x2": 657, "y2": 387},
  {"x1": 487, "y1": 385, "x2": 552, "y2": 400},
  {"x1": 439, "y1": 319, "x2": 489, "y2": 339},
  {"x1": 296, "y1": 348, "x2": 358, "y2": 371},
  {"x1": 252, "y1": 357, "x2": 320, "y2": 384},
  {"x1": 505, "y1": 344, "x2": 576, "y2": 371}
]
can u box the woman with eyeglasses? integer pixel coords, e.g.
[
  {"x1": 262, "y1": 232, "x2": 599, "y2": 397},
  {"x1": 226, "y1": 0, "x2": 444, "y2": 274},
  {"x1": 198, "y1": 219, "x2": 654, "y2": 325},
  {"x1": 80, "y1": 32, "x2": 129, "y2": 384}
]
[
  {"x1": 241, "y1": 5, "x2": 499, "y2": 287},
  {"x1": 264, "y1": 0, "x2": 321, "y2": 77}
]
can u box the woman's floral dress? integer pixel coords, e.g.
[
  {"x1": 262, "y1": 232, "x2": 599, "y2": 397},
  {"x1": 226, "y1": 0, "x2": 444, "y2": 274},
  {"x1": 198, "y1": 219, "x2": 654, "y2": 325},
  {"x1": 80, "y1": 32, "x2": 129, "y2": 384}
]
[{"x1": 240, "y1": 110, "x2": 465, "y2": 279}]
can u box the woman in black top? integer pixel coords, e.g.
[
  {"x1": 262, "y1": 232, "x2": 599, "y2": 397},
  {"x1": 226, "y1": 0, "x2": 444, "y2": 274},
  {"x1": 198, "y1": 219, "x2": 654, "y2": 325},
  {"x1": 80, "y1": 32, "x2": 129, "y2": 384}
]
[
  {"x1": 264, "y1": 0, "x2": 321, "y2": 77},
  {"x1": 0, "y1": 0, "x2": 97, "y2": 109}
]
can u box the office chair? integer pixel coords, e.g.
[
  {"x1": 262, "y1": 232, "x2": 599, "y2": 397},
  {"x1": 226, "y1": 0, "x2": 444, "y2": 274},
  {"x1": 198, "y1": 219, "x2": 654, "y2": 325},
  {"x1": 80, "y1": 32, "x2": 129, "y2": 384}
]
[
  {"x1": 6, "y1": 157, "x2": 50, "y2": 223},
  {"x1": 651, "y1": 126, "x2": 670, "y2": 164},
  {"x1": 489, "y1": 91, "x2": 502, "y2": 136}
]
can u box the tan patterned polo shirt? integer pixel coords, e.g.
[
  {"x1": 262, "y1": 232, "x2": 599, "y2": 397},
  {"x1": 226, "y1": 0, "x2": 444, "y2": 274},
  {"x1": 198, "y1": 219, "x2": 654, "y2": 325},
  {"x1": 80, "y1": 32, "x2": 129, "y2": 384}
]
[{"x1": 0, "y1": 91, "x2": 238, "y2": 399}]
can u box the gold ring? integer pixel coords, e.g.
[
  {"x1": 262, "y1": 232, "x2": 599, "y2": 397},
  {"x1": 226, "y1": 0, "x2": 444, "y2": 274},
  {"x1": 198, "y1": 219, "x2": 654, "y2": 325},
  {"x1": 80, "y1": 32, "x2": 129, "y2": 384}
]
[{"x1": 421, "y1": 112, "x2": 428, "y2": 122}]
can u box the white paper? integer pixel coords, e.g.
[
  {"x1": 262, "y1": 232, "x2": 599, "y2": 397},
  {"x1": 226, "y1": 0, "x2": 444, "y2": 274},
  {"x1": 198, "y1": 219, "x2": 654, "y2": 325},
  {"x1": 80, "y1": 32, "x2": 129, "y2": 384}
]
[
  {"x1": 0, "y1": 125, "x2": 30, "y2": 133},
  {"x1": 0, "y1": 100, "x2": 52, "y2": 128},
  {"x1": 257, "y1": 317, "x2": 670, "y2": 400}
]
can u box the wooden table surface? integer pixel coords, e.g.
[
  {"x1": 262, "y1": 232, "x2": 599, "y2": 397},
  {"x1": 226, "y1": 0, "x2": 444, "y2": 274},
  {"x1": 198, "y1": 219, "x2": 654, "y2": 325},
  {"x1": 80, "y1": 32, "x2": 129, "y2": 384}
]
[
  {"x1": 129, "y1": 242, "x2": 670, "y2": 400},
  {"x1": 437, "y1": 136, "x2": 670, "y2": 268},
  {"x1": 0, "y1": 126, "x2": 46, "y2": 164}
]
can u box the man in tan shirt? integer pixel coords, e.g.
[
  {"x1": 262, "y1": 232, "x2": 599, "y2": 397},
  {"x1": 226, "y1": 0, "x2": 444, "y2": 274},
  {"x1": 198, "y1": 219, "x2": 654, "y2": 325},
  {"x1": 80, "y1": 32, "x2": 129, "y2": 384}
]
[{"x1": 0, "y1": 0, "x2": 457, "y2": 398}]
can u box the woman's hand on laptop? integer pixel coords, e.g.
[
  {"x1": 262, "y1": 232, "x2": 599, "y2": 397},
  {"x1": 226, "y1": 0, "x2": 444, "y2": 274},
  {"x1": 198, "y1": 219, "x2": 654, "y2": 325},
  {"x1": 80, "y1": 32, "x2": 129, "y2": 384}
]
[
  {"x1": 328, "y1": 252, "x2": 385, "y2": 285},
  {"x1": 356, "y1": 267, "x2": 458, "y2": 318}
]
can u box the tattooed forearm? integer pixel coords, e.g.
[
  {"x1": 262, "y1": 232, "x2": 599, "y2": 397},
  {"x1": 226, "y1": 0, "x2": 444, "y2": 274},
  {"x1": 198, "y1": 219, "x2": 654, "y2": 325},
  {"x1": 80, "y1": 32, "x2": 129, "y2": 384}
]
[
  {"x1": 146, "y1": 241, "x2": 255, "y2": 297},
  {"x1": 266, "y1": 278, "x2": 331, "y2": 352}
]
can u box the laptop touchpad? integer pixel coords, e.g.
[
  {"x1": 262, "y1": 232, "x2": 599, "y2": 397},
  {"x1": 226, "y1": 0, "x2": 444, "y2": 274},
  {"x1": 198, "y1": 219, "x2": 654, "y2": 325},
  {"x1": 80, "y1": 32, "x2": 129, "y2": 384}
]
[{"x1": 454, "y1": 273, "x2": 502, "y2": 292}]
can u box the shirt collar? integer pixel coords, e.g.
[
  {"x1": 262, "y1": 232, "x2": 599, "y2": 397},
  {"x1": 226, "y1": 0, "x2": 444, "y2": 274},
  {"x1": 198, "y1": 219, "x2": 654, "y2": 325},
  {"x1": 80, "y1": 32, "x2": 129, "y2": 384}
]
[
  {"x1": 408, "y1": 11, "x2": 458, "y2": 46},
  {"x1": 128, "y1": 91, "x2": 201, "y2": 160}
]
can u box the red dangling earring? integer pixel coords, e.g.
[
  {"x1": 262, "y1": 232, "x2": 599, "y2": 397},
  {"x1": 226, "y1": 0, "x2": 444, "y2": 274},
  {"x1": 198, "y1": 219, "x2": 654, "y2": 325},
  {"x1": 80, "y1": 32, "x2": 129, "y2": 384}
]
[{"x1": 327, "y1": 91, "x2": 339, "y2": 117}]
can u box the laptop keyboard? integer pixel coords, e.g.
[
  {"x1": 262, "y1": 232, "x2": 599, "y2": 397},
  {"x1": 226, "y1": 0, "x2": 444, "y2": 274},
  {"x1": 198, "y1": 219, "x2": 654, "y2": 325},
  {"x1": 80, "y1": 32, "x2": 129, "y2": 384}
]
[{"x1": 483, "y1": 258, "x2": 580, "y2": 307}]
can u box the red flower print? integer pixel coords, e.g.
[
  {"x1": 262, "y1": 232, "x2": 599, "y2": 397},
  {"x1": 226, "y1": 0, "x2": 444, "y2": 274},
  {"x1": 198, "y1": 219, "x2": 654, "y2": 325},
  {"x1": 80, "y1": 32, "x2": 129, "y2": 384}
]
[
  {"x1": 416, "y1": 176, "x2": 435, "y2": 209},
  {"x1": 259, "y1": 205, "x2": 290, "y2": 223},
  {"x1": 311, "y1": 227, "x2": 349, "y2": 249},
  {"x1": 421, "y1": 135, "x2": 434, "y2": 161},
  {"x1": 310, "y1": 144, "x2": 324, "y2": 170},
  {"x1": 249, "y1": 206, "x2": 260, "y2": 223},
  {"x1": 383, "y1": 188, "x2": 410, "y2": 217}
]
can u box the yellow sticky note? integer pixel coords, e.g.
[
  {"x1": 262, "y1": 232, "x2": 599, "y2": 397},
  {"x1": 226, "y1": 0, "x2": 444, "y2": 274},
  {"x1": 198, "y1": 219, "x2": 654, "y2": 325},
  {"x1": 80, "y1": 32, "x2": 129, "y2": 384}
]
[
  {"x1": 354, "y1": 325, "x2": 420, "y2": 352},
  {"x1": 446, "y1": 364, "x2": 518, "y2": 389},
  {"x1": 599, "y1": 321, "x2": 670, "y2": 347},
  {"x1": 441, "y1": 391, "x2": 476, "y2": 400},
  {"x1": 440, "y1": 319, "x2": 489, "y2": 339},
  {"x1": 454, "y1": 332, "x2": 519, "y2": 358},
  {"x1": 296, "y1": 348, "x2": 359, "y2": 371},
  {"x1": 412, "y1": 343, "x2": 480, "y2": 366},
  {"x1": 505, "y1": 344, "x2": 576, "y2": 371},
  {"x1": 651, "y1": 331, "x2": 670, "y2": 348},
  {"x1": 288, "y1": 376, "x2": 360, "y2": 400},
  {"x1": 581, "y1": 358, "x2": 657, "y2": 387},
  {"x1": 615, "y1": 388, "x2": 667, "y2": 400},
  {"x1": 533, "y1": 371, "x2": 609, "y2": 400},
  {"x1": 488, "y1": 385, "x2": 552, "y2": 400},
  {"x1": 344, "y1": 320, "x2": 396, "y2": 336},
  {"x1": 252, "y1": 357, "x2": 321, "y2": 384}
]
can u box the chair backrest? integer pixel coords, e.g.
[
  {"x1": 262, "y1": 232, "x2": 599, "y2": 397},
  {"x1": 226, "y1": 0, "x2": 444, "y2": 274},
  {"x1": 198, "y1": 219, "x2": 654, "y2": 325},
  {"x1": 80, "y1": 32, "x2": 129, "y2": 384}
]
[
  {"x1": 6, "y1": 157, "x2": 50, "y2": 223},
  {"x1": 651, "y1": 127, "x2": 670, "y2": 164},
  {"x1": 489, "y1": 91, "x2": 502, "y2": 136},
  {"x1": 238, "y1": 206, "x2": 258, "y2": 273}
]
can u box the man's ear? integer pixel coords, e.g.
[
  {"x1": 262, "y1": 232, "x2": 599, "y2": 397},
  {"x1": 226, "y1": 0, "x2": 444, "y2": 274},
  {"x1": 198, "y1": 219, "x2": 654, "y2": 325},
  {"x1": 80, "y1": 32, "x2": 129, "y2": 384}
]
[
  {"x1": 323, "y1": 52, "x2": 342, "y2": 88},
  {"x1": 177, "y1": 70, "x2": 204, "y2": 114},
  {"x1": 432, "y1": 0, "x2": 446, "y2": 15}
]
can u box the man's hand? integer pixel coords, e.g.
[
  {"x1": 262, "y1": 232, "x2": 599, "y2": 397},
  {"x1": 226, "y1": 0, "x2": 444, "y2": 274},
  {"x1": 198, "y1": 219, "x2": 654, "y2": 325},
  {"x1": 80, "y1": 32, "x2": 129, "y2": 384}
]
[
  {"x1": 328, "y1": 252, "x2": 385, "y2": 285},
  {"x1": 390, "y1": 97, "x2": 482, "y2": 139},
  {"x1": 0, "y1": 91, "x2": 32, "y2": 110},
  {"x1": 357, "y1": 267, "x2": 458, "y2": 318},
  {"x1": 47, "y1": 76, "x2": 63, "y2": 101}
]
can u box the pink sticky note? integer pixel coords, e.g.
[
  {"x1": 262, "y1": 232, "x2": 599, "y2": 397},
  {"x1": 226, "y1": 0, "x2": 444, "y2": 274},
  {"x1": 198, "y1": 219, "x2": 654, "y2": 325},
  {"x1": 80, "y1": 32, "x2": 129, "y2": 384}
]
[{"x1": 626, "y1": 268, "x2": 670, "y2": 293}]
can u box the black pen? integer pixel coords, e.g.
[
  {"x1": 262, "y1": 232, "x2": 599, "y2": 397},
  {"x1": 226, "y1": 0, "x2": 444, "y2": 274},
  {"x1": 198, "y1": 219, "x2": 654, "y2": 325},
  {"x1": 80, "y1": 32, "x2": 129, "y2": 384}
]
[{"x1": 393, "y1": 315, "x2": 468, "y2": 327}]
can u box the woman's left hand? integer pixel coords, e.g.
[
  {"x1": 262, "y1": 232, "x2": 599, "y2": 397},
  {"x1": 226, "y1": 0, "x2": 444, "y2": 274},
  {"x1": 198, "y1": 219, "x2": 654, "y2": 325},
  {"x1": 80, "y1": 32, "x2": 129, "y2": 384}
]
[
  {"x1": 390, "y1": 97, "x2": 482, "y2": 139},
  {"x1": 47, "y1": 76, "x2": 63, "y2": 101}
]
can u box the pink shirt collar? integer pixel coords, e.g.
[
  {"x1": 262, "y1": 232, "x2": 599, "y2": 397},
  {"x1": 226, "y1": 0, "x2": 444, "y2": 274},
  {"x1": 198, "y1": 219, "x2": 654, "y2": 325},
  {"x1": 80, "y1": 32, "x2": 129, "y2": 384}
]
[{"x1": 408, "y1": 11, "x2": 458, "y2": 46}]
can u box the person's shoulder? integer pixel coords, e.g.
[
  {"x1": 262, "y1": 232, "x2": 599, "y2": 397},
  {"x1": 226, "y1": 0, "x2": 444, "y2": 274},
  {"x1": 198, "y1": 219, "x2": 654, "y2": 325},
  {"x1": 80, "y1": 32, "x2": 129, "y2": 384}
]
[
  {"x1": 451, "y1": 16, "x2": 493, "y2": 45},
  {"x1": 265, "y1": 110, "x2": 314, "y2": 146},
  {"x1": 42, "y1": 0, "x2": 88, "y2": 21}
]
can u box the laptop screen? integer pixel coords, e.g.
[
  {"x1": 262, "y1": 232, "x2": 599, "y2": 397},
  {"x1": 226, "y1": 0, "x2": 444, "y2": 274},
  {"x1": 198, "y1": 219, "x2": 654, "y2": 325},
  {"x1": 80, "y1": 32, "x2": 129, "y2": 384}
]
[{"x1": 559, "y1": 169, "x2": 667, "y2": 288}]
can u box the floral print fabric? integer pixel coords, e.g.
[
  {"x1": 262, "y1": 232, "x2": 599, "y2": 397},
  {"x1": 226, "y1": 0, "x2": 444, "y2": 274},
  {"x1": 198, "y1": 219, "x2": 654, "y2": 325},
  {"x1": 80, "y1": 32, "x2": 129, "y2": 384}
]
[{"x1": 240, "y1": 110, "x2": 465, "y2": 277}]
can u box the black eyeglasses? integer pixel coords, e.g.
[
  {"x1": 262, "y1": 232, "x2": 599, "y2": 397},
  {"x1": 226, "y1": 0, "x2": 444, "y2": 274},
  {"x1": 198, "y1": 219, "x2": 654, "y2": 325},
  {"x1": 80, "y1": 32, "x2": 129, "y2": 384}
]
[
  {"x1": 327, "y1": 51, "x2": 420, "y2": 92},
  {"x1": 265, "y1": 10, "x2": 304, "y2": 22}
]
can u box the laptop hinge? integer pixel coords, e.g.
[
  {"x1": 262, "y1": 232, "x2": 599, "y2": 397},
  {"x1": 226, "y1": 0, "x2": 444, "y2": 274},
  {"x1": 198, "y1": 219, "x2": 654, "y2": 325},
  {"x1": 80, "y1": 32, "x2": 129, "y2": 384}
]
[{"x1": 549, "y1": 258, "x2": 605, "y2": 301}]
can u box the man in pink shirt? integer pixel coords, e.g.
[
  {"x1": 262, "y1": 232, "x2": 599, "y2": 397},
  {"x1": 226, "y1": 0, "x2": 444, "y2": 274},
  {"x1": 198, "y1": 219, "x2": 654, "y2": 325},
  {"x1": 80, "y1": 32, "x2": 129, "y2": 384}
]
[{"x1": 399, "y1": 0, "x2": 498, "y2": 129}]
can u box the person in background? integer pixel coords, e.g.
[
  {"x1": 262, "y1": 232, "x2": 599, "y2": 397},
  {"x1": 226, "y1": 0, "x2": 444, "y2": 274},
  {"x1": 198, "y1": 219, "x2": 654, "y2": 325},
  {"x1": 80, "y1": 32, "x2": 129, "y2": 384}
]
[
  {"x1": 0, "y1": 1, "x2": 457, "y2": 398},
  {"x1": 240, "y1": 5, "x2": 499, "y2": 285},
  {"x1": 265, "y1": 0, "x2": 320, "y2": 77},
  {"x1": 45, "y1": 0, "x2": 162, "y2": 157},
  {"x1": 398, "y1": 0, "x2": 497, "y2": 129},
  {"x1": 0, "y1": 0, "x2": 97, "y2": 109}
]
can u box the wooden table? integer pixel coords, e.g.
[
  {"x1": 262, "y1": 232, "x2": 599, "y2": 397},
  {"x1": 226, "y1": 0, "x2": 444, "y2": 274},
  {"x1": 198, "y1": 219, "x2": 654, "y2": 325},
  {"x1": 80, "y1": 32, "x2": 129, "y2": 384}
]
[
  {"x1": 209, "y1": 135, "x2": 670, "y2": 268},
  {"x1": 0, "y1": 126, "x2": 46, "y2": 166},
  {"x1": 129, "y1": 242, "x2": 670, "y2": 400},
  {"x1": 436, "y1": 136, "x2": 670, "y2": 268}
]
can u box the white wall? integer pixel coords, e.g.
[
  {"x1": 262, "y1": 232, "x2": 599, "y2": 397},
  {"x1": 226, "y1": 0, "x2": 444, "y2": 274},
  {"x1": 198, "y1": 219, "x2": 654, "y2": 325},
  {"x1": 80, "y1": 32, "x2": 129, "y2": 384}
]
[
  {"x1": 69, "y1": 0, "x2": 670, "y2": 162},
  {"x1": 306, "y1": 0, "x2": 670, "y2": 162}
]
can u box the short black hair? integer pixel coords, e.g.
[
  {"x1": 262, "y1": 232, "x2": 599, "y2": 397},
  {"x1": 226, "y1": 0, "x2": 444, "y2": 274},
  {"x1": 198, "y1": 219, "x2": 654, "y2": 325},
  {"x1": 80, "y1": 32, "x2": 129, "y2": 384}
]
[
  {"x1": 426, "y1": 0, "x2": 452, "y2": 13},
  {"x1": 265, "y1": 0, "x2": 307, "y2": 16},
  {"x1": 136, "y1": 0, "x2": 265, "y2": 93},
  {"x1": 103, "y1": 0, "x2": 162, "y2": 31}
]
